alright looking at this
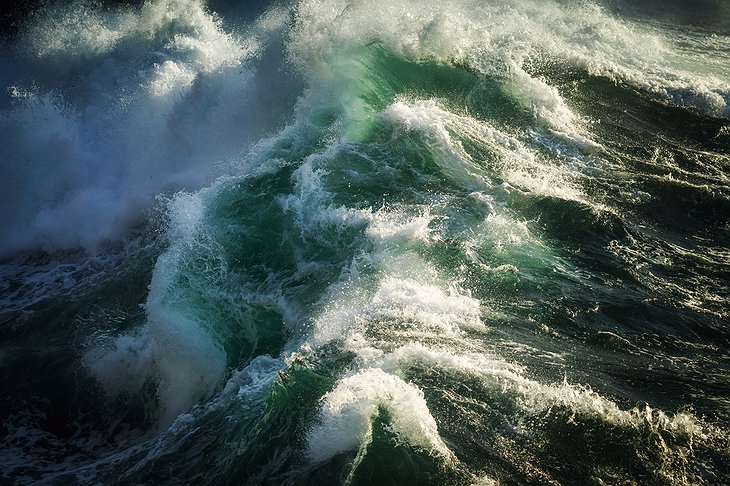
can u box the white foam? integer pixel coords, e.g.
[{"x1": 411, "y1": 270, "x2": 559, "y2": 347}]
[
  {"x1": 383, "y1": 98, "x2": 587, "y2": 202},
  {"x1": 382, "y1": 99, "x2": 491, "y2": 187},
  {"x1": 221, "y1": 354, "x2": 284, "y2": 402},
  {"x1": 145, "y1": 305, "x2": 228, "y2": 427},
  {"x1": 303, "y1": 214, "x2": 488, "y2": 463},
  {"x1": 83, "y1": 188, "x2": 229, "y2": 427},
  {"x1": 7, "y1": 0, "x2": 724, "y2": 259},
  {"x1": 306, "y1": 239, "x2": 705, "y2": 459},
  {"x1": 471, "y1": 476, "x2": 500, "y2": 486},
  {"x1": 81, "y1": 106, "x2": 371, "y2": 425},
  {"x1": 24, "y1": 3, "x2": 135, "y2": 58},
  {"x1": 0, "y1": 0, "x2": 286, "y2": 257},
  {"x1": 505, "y1": 61, "x2": 602, "y2": 150},
  {"x1": 475, "y1": 213, "x2": 533, "y2": 252},
  {"x1": 27, "y1": 0, "x2": 720, "y2": 456},
  {"x1": 364, "y1": 207, "x2": 433, "y2": 249},
  {"x1": 371, "y1": 276, "x2": 482, "y2": 332},
  {"x1": 290, "y1": 0, "x2": 730, "y2": 131},
  {"x1": 309, "y1": 251, "x2": 484, "y2": 349},
  {"x1": 85, "y1": 298, "x2": 228, "y2": 427},
  {"x1": 306, "y1": 368, "x2": 453, "y2": 462},
  {"x1": 376, "y1": 343, "x2": 705, "y2": 438}
]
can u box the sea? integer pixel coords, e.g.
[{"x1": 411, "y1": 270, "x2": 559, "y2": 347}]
[{"x1": 0, "y1": 0, "x2": 729, "y2": 484}]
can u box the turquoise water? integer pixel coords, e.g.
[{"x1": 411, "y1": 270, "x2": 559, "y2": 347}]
[{"x1": 1, "y1": 1, "x2": 729, "y2": 484}]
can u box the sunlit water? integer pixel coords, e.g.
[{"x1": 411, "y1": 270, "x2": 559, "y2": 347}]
[{"x1": 1, "y1": 1, "x2": 729, "y2": 484}]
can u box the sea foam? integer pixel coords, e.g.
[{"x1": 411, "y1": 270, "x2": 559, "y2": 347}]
[{"x1": 0, "y1": 0, "x2": 291, "y2": 258}]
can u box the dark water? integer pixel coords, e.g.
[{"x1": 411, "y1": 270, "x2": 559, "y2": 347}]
[{"x1": 1, "y1": 0, "x2": 729, "y2": 484}]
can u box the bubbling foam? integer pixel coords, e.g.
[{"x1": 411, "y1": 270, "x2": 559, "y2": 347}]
[
  {"x1": 83, "y1": 189, "x2": 229, "y2": 426},
  {"x1": 378, "y1": 343, "x2": 705, "y2": 439},
  {"x1": 383, "y1": 98, "x2": 587, "y2": 202},
  {"x1": 0, "y1": 0, "x2": 290, "y2": 258},
  {"x1": 290, "y1": 0, "x2": 730, "y2": 128},
  {"x1": 302, "y1": 188, "x2": 709, "y2": 471},
  {"x1": 306, "y1": 368, "x2": 453, "y2": 463}
]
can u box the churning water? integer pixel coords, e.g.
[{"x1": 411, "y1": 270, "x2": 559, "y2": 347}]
[{"x1": 1, "y1": 0, "x2": 729, "y2": 484}]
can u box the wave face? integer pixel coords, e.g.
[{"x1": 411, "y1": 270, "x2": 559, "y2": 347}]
[{"x1": 1, "y1": 0, "x2": 729, "y2": 484}]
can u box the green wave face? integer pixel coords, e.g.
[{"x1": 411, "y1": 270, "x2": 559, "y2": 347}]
[{"x1": 1, "y1": 0, "x2": 729, "y2": 485}]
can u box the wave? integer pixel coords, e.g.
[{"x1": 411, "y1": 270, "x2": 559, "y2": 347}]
[
  {"x1": 2, "y1": 0, "x2": 729, "y2": 484},
  {"x1": 0, "y1": 0, "x2": 296, "y2": 257}
]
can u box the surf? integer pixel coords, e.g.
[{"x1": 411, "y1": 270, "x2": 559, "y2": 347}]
[{"x1": 1, "y1": 0, "x2": 729, "y2": 484}]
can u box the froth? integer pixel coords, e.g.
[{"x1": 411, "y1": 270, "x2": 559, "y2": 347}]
[
  {"x1": 305, "y1": 205, "x2": 486, "y2": 460},
  {"x1": 306, "y1": 368, "x2": 453, "y2": 462},
  {"x1": 383, "y1": 98, "x2": 587, "y2": 202},
  {"x1": 303, "y1": 194, "x2": 706, "y2": 469},
  {"x1": 0, "y1": 0, "x2": 288, "y2": 257},
  {"x1": 291, "y1": 0, "x2": 730, "y2": 125},
  {"x1": 378, "y1": 343, "x2": 705, "y2": 438},
  {"x1": 83, "y1": 188, "x2": 226, "y2": 426}
]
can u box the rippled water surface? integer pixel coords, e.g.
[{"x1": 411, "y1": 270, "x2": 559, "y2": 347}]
[{"x1": 1, "y1": 1, "x2": 729, "y2": 484}]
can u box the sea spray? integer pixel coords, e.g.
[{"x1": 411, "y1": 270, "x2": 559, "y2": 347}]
[{"x1": 1, "y1": 0, "x2": 729, "y2": 484}]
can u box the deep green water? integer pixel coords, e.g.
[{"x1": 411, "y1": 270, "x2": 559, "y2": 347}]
[{"x1": 1, "y1": 0, "x2": 729, "y2": 484}]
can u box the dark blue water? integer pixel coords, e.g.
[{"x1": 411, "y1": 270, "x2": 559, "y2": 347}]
[{"x1": 1, "y1": 1, "x2": 729, "y2": 484}]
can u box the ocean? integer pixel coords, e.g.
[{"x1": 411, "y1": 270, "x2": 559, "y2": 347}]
[{"x1": 1, "y1": 0, "x2": 728, "y2": 484}]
